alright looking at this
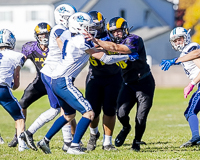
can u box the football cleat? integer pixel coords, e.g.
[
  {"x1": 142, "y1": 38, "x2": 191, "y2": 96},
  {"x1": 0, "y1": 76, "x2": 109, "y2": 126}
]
[
  {"x1": 102, "y1": 144, "x2": 118, "y2": 151},
  {"x1": 115, "y1": 125, "x2": 131, "y2": 147},
  {"x1": 0, "y1": 135, "x2": 5, "y2": 144},
  {"x1": 67, "y1": 145, "x2": 86, "y2": 155},
  {"x1": 131, "y1": 139, "x2": 144, "y2": 152},
  {"x1": 62, "y1": 141, "x2": 71, "y2": 152},
  {"x1": 8, "y1": 136, "x2": 18, "y2": 147},
  {"x1": 87, "y1": 132, "x2": 100, "y2": 151},
  {"x1": 20, "y1": 131, "x2": 37, "y2": 151},
  {"x1": 18, "y1": 145, "x2": 29, "y2": 152},
  {"x1": 180, "y1": 136, "x2": 200, "y2": 148},
  {"x1": 37, "y1": 138, "x2": 51, "y2": 154}
]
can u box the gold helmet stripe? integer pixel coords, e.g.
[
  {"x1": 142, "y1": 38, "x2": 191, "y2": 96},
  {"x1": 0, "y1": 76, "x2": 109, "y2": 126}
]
[
  {"x1": 106, "y1": 22, "x2": 110, "y2": 30},
  {"x1": 35, "y1": 25, "x2": 40, "y2": 34},
  {"x1": 97, "y1": 12, "x2": 102, "y2": 22},
  {"x1": 116, "y1": 18, "x2": 125, "y2": 28},
  {"x1": 47, "y1": 24, "x2": 51, "y2": 32}
]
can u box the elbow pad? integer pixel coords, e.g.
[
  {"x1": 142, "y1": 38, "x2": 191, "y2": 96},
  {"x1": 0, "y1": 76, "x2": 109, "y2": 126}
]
[{"x1": 100, "y1": 53, "x2": 129, "y2": 64}]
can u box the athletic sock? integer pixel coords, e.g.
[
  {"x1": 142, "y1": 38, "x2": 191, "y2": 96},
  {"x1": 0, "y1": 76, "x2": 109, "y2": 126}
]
[
  {"x1": 45, "y1": 115, "x2": 68, "y2": 140},
  {"x1": 188, "y1": 115, "x2": 199, "y2": 138},
  {"x1": 89, "y1": 126, "x2": 98, "y2": 135},
  {"x1": 72, "y1": 117, "x2": 91, "y2": 144},
  {"x1": 103, "y1": 134, "x2": 112, "y2": 146},
  {"x1": 62, "y1": 124, "x2": 72, "y2": 143}
]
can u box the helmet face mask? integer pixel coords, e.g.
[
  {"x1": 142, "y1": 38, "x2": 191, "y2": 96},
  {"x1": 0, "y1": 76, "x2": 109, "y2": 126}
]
[
  {"x1": 170, "y1": 27, "x2": 191, "y2": 52},
  {"x1": 107, "y1": 17, "x2": 129, "y2": 44},
  {"x1": 68, "y1": 12, "x2": 97, "y2": 37},
  {"x1": 0, "y1": 29, "x2": 16, "y2": 49},
  {"x1": 54, "y1": 4, "x2": 77, "y2": 28},
  {"x1": 34, "y1": 22, "x2": 51, "y2": 46}
]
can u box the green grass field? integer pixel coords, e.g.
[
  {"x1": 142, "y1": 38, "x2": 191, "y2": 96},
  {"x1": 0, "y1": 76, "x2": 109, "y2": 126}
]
[{"x1": 0, "y1": 88, "x2": 200, "y2": 160}]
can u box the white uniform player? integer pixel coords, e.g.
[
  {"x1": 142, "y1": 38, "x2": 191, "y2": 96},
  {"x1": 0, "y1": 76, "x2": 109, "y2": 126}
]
[
  {"x1": 0, "y1": 29, "x2": 28, "y2": 151},
  {"x1": 20, "y1": 4, "x2": 77, "y2": 152},
  {"x1": 160, "y1": 27, "x2": 200, "y2": 148},
  {"x1": 36, "y1": 12, "x2": 136, "y2": 155}
]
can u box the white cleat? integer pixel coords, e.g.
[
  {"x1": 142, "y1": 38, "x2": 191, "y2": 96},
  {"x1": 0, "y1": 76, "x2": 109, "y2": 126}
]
[
  {"x1": 67, "y1": 146, "x2": 86, "y2": 155},
  {"x1": 18, "y1": 145, "x2": 29, "y2": 152}
]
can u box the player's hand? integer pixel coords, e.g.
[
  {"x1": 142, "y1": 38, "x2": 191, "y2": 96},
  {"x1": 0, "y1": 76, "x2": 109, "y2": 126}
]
[
  {"x1": 184, "y1": 83, "x2": 194, "y2": 98},
  {"x1": 128, "y1": 53, "x2": 139, "y2": 61},
  {"x1": 160, "y1": 57, "x2": 179, "y2": 71}
]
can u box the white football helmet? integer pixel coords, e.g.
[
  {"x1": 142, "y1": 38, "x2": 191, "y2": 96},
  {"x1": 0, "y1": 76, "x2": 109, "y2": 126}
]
[
  {"x1": 54, "y1": 4, "x2": 77, "y2": 28},
  {"x1": 0, "y1": 29, "x2": 16, "y2": 49},
  {"x1": 170, "y1": 27, "x2": 191, "y2": 51},
  {"x1": 68, "y1": 12, "x2": 97, "y2": 36}
]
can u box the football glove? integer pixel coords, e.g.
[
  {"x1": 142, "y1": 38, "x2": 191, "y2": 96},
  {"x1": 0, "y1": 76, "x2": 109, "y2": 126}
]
[
  {"x1": 160, "y1": 57, "x2": 180, "y2": 71},
  {"x1": 184, "y1": 83, "x2": 194, "y2": 98},
  {"x1": 128, "y1": 52, "x2": 139, "y2": 61}
]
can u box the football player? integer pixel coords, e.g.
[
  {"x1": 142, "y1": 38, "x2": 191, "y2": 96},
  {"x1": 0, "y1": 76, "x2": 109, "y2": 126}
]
[
  {"x1": 34, "y1": 12, "x2": 136, "y2": 155},
  {"x1": 20, "y1": 4, "x2": 78, "y2": 152},
  {"x1": 160, "y1": 27, "x2": 200, "y2": 148},
  {"x1": 8, "y1": 22, "x2": 51, "y2": 148},
  {"x1": 84, "y1": 16, "x2": 155, "y2": 151},
  {"x1": 86, "y1": 11, "x2": 121, "y2": 151},
  {"x1": 0, "y1": 29, "x2": 28, "y2": 151}
]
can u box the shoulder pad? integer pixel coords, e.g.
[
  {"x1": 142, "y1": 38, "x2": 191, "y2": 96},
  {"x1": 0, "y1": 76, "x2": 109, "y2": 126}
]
[{"x1": 183, "y1": 42, "x2": 200, "y2": 53}]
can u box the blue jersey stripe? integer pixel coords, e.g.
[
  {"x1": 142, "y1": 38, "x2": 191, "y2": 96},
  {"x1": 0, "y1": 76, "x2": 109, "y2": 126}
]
[{"x1": 54, "y1": 29, "x2": 65, "y2": 38}]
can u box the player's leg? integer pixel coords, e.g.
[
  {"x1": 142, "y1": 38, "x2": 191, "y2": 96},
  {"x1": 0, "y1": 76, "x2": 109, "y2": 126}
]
[
  {"x1": 8, "y1": 76, "x2": 47, "y2": 147},
  {"x1": 102, "y1": 74, "x2": 122, "y2": 151},
  {"x1": 52, "y1": 77, "x2": 94, "y2": 155},
  {"x1": 20, "y1": 73, "x2": 61, "y2": 151},
  {"x1": 180, "y1": 87, "x2": 200, "y2": 148},
  {"x1": 0, "y1": 86, "x2": 28, "y2": 151},
  {"x1": 132, "y1": 74, "x2": 155, "y2": 151},
  {"x1": 115, "y1": 83, "x2": 136, "y2": 147},
  {"x1": 85, "y1": 75, "x2": 102, "y2": 151}
]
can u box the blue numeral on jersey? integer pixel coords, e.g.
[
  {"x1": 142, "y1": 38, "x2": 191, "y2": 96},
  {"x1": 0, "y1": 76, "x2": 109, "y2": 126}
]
[
  {"x1": 62, "y1": 39, "x2": 68, "y2": 59},
  {"x1": 0, "y1": 53, "x2": 3, "y2": 59}
]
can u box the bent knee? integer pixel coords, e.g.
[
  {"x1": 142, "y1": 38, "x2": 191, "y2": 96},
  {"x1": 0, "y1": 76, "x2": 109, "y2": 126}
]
[
  {"x1": 83, "y1": 110, "x2": 95, "y2": 121},
  {"x1": 64, "y1": 113, "x2": 76, "y2": 122}
]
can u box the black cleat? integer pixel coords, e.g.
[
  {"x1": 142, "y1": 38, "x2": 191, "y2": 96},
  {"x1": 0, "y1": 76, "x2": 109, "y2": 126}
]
[
  {"x1": 8, "y1": 136, "x2": 18, "y2": 147},
  {"x1": 20, "y1": 131, "x2": 37, "y2": 151},
  {"x1": 87, "y1": 132, "x2": 100, "y2": 151},
  {"x1": 102, "y1": 144, "x2": 118, "y2": 151},
  {"x1": 115, "y1": 126, "x2": 131, "y2": 147}
]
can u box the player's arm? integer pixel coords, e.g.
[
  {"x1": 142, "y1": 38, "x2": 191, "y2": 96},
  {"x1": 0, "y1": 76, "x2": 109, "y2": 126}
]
[
  {"x1": 56, "y1": 37, "x2": 63, "y2": 51},
  {"x1": 84, "y1": 31, "x2": 131, "y2": 54},
  {"x1": 12, "y1": 66, "x2": 21, "y2": 90},
  {"x1": 184, "y1": 58, "x2": 200, "y2": 98},
  {"x1": 176, "y1": 49, "x2": 200, "y2": 63},
  {"x1": 86, "y1": 48, "x2": 136, "y2": 64}
]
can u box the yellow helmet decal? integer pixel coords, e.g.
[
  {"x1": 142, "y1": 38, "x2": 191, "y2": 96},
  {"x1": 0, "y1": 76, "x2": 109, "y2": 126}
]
[
  {"x1": 47, "y1": 24, "x2": 51, "y2": 32},
  {"x1": 97, "y1": 12, "x2": 102, "y2": 22},
  {"x1": 116, "y1": 18, "x2": 125, "y2": 28},
  {"x1": 107, "y1": 22, "x2": 110, "y2": 30},
  {"x1": 35, "y1": 25, "x2": 40, "y2": 34}
]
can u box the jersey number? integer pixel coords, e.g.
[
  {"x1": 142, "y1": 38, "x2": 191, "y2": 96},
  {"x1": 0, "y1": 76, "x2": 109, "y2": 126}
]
[{"x1": 89, "y1": 57, "x2": 105, "y2": 66}]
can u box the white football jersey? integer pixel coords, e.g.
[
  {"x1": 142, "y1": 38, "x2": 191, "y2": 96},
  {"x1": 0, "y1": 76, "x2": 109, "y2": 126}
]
[
  {"x1": 41, "y1": 25, "x2": 71, "y2": 77},
  {"x1": 0, "y1": 49, "x2": 24, "y2": 88},
  {"x1": 51, "y1": 34, "x2": 94, "y2": 79},
  {"x1": 180, "y1": 42, "x2": 200, "y2": 81}
]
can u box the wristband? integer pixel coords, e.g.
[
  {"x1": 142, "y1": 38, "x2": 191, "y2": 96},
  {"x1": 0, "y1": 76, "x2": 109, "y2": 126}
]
[{"x1": 191, "y1": 80, "x2": 196, "y2": 85}]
